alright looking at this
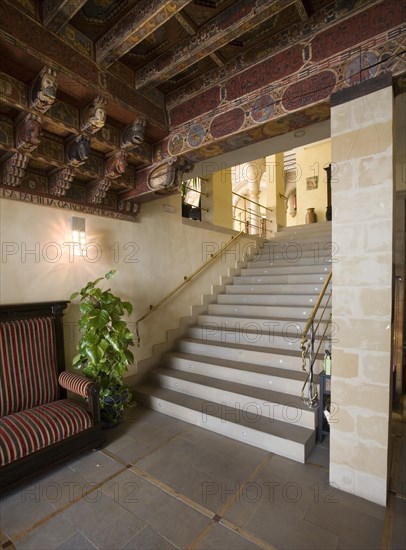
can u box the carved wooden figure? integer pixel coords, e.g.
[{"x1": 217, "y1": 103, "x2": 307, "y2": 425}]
[
  {"x1": 121, "y1": 117, "x2": 146, "y2": 149},
  {"x1": 105, "y1": 151, "x2": 127, "y2": 179},
  {"x1": 147, "y1": 156, "x2": 193, "y2": 193},
  {"x1": 66, "y1": 135, "x2": 91, "y2": 167},
  {"x1": 81, "y1": 96, "x2": 107, "y2": 134},
  {"x1": 29, "y1": 67, "x2": 58, "y2": 114},
  {"x1": 16, "y1": 113, "x2": 42, "y2": 153}
]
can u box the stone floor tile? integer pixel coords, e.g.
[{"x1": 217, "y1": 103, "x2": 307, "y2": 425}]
[
  {"x1": 101, "y1": 469, "x2": 174, "y2": 524},
  {"x1": 195, "y1": 524, "x2": 262, "y2": 549},
  {"x1": 63, "y1": 490, "x2": 145, "y2": 549},
  {"x1": 102, "y1": 433, "x2": 154, "y2": 464},
  {"x1": 27, "y1": 461, "x2": 100, "y2": 511},
  {"x1": 56, "y1": 531, "x2": 97, "y2": 550},
  {"x1": 0, "y1": 482, "x2": 55, "y2": 539},
  {"x1": 14, "y1": 515, "x2": 76, "y2": 549},
  {"x1": 145, "y1": 498, "x2": 212, "y2": 548},
  {"x1": 134, "y1": 438, "x2": 234, "y2": 513},
  {"x1": 180, "y1": 426, "x2": 256, "y2": 456},
  {"x1": 304, "y1": 498, "x2": 384, "y2": 549},
  {"x1": 121, "y1": 525, "x2": 178, "y2": 549},
  {"x1": 119, "y1": 420, "x2": 178, "y2": 448},
  {"x1": 67, "y1": 450, "x2": 125, "y2": 484},
  {"x1": 127, "y1": 408, "x2": 192, "y2": 436},
  {"x1": 244, "y1": 500, "x2": 339, "y2": 549}
]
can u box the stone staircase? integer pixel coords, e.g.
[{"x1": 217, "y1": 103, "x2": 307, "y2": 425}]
[{"x1": 135, "y1": 222, "x2": 332, "y2": 463}]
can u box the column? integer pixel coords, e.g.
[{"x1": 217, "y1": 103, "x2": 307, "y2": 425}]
[
  {"x1": 245, "y1": 159, "x2": 265, "y2": 235},
  {"x1": 330, "y1": 75, "x2": 394, "y2": 506}
]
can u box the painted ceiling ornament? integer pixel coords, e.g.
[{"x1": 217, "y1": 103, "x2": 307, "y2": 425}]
[
  {"x1": 168, "y1": 133, "x2": 184, "y2": 156},
  {"x1": 105, "y1": 150, "x2": 128, "y2": 179},
  {"x1": 48, "y1": 167, "x2": 74, "y2": 196},
  {"x1": 81, "y1": 96, "x2": 107, "y2": 134},
  {"x1": 29, "y1": 66, "x2": 58, "y2": 114},
  {"x1": 121, "y1": 117, "x2": 147, "y2": 150},
  {"x1": 1, "y1": 152, "x2": 29, "y2": 187},
  {"x1": 66, "y1": 134, "x2": 91, "y2": 167},
  {"x1": 118, "y1": 199, "x2": 140, "y2": 215},
  {"x1": 16, "y1": 113, "x2": 43, "y2": 153},
  {"x1": 87, "y1": 177, "x2": 112, "y2": 204},
  {"x1": 147, "y1": 156, "x2": 193, "y2": 193}
]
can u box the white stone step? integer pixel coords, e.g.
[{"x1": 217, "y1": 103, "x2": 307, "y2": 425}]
[
  {"x1": 254, "y1": 246, "x2": 333, "y2": 262},
  {"x1": 187, "y1": 325, "x2": 330, "y2": 353},
  {"x1": 233, "y1": 273, "x2": 330, "y2": 285},
  {"x1": 207, "y1": 302, "x2": 331, "y2": 319},
  {"x1": 150, "y1": 367, "x2": 316, "y2": 429},
  {"x1": 227, "y1": 283, "x2": 328, "y2": 294},
  {"x1": 262, "y1": 235, "x2": 332, "y2": 248},
  {"x1": 276, "y1": 222, "x2": 331, "y2": 236},
  {"x1": 164, "y1": 351, "x2": 307, "y2": 395},
  {"x1": 134, "y1": 385, "x2": 316, "y2": 463},
  {"x1": 249, "y1": 256, "x2": 333, "y2": 267},
  {"x1": 217, "y1": 293, "x2": 328, "y2": 307},
  {"x1": 197, "y1": 313, "x2": 330, "y2": 336},
  {"x1": 178, "y1": 338, "x2": 323, "y2": 373},
  {"x1": 241, "y1": 258, "x2": 335, "y2": 275},
  {"x1": 240, "y1": 265, "x2": 330, "y2": 276}
]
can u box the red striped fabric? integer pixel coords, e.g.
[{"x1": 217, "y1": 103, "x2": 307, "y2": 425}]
[
  {"x1": 58, "y1": 372, "x2": 94, "y2": 398},
  {"x1": 0, "y1": 318, "x2": 59, "y2": 417},
  {"x1": 0, "y1": 400, "x2": 93, "y2": 466}
]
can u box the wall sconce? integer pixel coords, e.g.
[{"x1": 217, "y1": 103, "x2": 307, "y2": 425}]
[{"x1": 70, "y1": 216, "x2": 86, "y2": 256}]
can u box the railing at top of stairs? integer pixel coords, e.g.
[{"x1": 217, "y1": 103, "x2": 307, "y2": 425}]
[
  {"x1": 300, "y1": 270, "x2": 332, "y2": 408},
  {"x1": 135, "y1": 230, "x2": 247, "y2": 346}
]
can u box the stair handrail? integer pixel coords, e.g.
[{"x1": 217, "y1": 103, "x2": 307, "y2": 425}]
[
  {"x1": 232, "y1": 191, "x2": 273, "y2": 214},
  {"x1": 135, "y1": 230, "x2": 246, "y2": 346},
  {"x1": 299, "y1": 270, "x2": 332, "y2": 408}
]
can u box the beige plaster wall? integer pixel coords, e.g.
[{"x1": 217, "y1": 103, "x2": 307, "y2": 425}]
[
  {"x1": 0, "y1": 194, "x2": 259, "y2": 379},
  {"x1": 330, "y1": 86, "x2": 394, "y2": 506}
]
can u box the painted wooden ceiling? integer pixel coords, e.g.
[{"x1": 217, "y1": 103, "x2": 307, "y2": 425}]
[{"x1": 0, "y1": 0, "x2": 405, "y2": 219}]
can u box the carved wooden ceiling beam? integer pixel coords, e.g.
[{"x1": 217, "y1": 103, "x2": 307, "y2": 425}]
[
  {"x1": 96, "y1": 0, "x2": 193, "y2": 67},
  {"x1": 135, "y1": 0, "x2": 297, "y2": 90},
  {"x1": 42, "y1": 0, "x2": 87, "y2": 33},
  {"x1": 0, "y1": 1, "x2": 167, "y2": 129},
  {"x1": 295, "y1": 0, "x2": 310, "y2": 21},
  {"x1": 0, "y1": 71, "x2": 152, "y2": 165},
  {"x1": 174, "y1": 12, "x2": 225, "y2": 68}
]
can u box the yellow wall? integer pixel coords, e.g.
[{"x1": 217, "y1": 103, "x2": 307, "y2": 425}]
[
  {"x1": 211, "y1": 168, "x2": 233, "y2": 229},
  {"x1": 294, "y1": 139, "x2": 331, "y2": 225}
]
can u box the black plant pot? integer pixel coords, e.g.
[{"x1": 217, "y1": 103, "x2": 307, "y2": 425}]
[{"x1": 101, "y1": 387, "x2": 131, "y2": 428}]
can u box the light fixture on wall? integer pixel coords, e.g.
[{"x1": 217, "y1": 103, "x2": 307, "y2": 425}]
[{"x1": 70, "y1": 216, "x2": 86, "y2": 256}]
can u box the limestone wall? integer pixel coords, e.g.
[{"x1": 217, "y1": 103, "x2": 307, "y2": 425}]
[{"x1": 330, "y1": 85, "x2": 394, "y2": 506}]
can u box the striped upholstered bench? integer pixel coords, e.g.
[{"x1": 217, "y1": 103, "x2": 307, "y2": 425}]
[{"x1": 0, "y1": 302, "x2": 105, "y2": 491}]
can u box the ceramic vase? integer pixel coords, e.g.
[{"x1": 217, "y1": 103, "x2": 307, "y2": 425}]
[{"x1": 305, "y1": 207, "x2": 317, "y2": 224}]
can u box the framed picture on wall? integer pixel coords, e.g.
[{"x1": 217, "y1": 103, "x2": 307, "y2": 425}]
[{"x1": 306, "y1": 176, "x2": 318, "y2": 190}]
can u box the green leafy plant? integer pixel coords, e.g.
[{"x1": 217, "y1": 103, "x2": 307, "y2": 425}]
[{"x1": 70, "y1": 269, "x2": 135, "y2": 424}]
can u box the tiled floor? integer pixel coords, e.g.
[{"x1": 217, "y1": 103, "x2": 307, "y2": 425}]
[{"x1": 1, "y1": 405, "x2": 404, "y2": 550}]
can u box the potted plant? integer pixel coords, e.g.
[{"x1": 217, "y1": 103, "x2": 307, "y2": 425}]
[{"x1": 70, "y1": 269, "x2": 135, "y2": 426}]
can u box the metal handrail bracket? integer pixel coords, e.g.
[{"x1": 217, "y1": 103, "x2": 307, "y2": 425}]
[{"x1": 300, "y1": 271, "x2": 332, "y2": 408}]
